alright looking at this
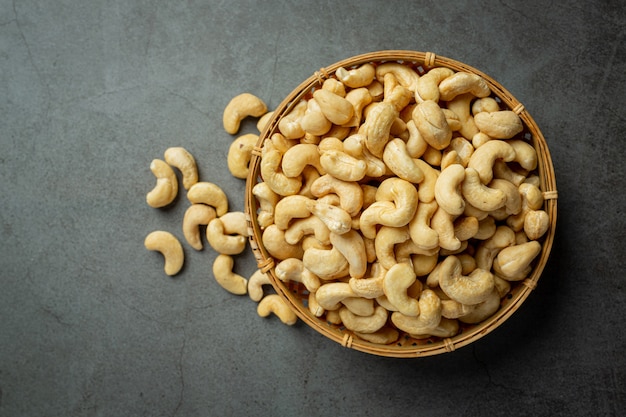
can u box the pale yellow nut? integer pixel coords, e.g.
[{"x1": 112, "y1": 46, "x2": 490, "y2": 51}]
[
  {"x1": 434, "y1": 164, "x2": 466, "y2": 216},
  {"x1": 223, "y1": 93, "x2": 268, "y2": 135},
  {"x1": 164, "y1": 147, "x2": 198, "y2": 190},
  {"x1": 182, "y1": 204, "x2": 217, "y2": 250},
  {"x1": 524, "y1": 209, "x2": 550, "y2": 240},
  {"x1": 410, "y1": 317, "x2": 460, "y2": 339},
  {"x1": 438, "y1": 255, "x2": 495, "y2": 305},
  {"x1": 227, "y1": 133, "x2": 259, "y2": 179},
  {"x1": 248, "y1": 269, "x2": 272, "y2": 302},
  {"x1": 187, "y1": 182, "x2": 228, "y2": 216},
  {"x1": 373, "y1": 177, "x2": 420, "y2": 227},
  {"x1": 375, "y1": 62, "x2": 419, "y2": 91},
  {"x1": 375, "y1": 225, "x2": 411, "y2": 270},
  {"x1": 329, "y1": 230, "x2": 367, "y2": 279},
  {"x1": 467, "y1": 139, "x2": 516, "y2": 184},
  {"x1": 492, "y1": 240, "x2": 541, "y2": 281},
  {"x1": 364, "y1": 101, "x2": 398, "y2": 158},
  {"x1": 281, "y1": 143, "x2": 325, "y2": 178},
  {"x1": 339, "y1": 305, "x2": 388, "y2": 334},
  {"x1": 438, "y1": 71, "x2": 491, "y2": 102},
  {"x1": 390, "y1": 289, "x2": 442, "y2": 335},
  {"x1": 257, "y1": 294, "x2": 298, "y2": 325},
  {"x1": 312, "y1": 89, "x2": 354, "y2": 126},
  {"x1": 146, "y1": 159, "x2": 178, "y2": 208},
  {"x1": 261, "y1": 224, "x2": 304, "y2": 261},
  {"x1": 336, "y1": 63, "x2": 376, "y2": 88},
  {"x1": 475, "y1": 225, "x2": 516, "y2": 270},
  {"x1": 300, "y1": 98, "x2": 332, "y2": 136},
  {"x1": 275, "y1": 257, "x2": 321, "y2": 293},
  {"x1": 315, "y1": 282, "x2": 355, "y2": 311},
  {"x1": 144, "y1": 230, "x2": 184, "y2": 276},
  {"x1": 354, "y1": 327, "x2": 400, "y2": 344},
  {"x1": 383, "y1": 262, "x2": 420, "y2": 317},
  {"x1": 310, "y1": 174, "x2": 363, "y2": 217},
  {"x1": 306, "y1": 200, "x2": 352, "y2": 236},
  {"x1": 474, "y1": 110, "x2": 523, "y2": 139},
  {"x1": 461, "y1": 167, "x2": 507, "y2": 212},
  {"x1": 348, "y1": 262, "x2": 387, "y2": 299},
  {"x1": 260, "y1": 148, "x2": 302, "y2": 196},
  {"x1": 431, "y1": 205, "x2": 461, "y2": 251},
  {"x1": 341, "y1": 297, "x2": 375, "y2": 317},
  {"x1": 256, "y1": 111, "x2": 274, "y2": 133},
  {"x1": 382, "y1": 138, "x2": 425, "y2": 183},
  {"x1": 458, "y1": 288, "x2": 501, "y2": 324},
  {"x1": 302, "y1": 246, "x2": 350, "y2": 281},
  {"x1": 252, "y1": 182, "x2": 279, "y2": 229},
  {"x1": 212, "y1": 254, "x2": 247, "y2": 295},
  {"x1": 415, "y1": 67, "x2": 455, "y2": 102},
  {"x1": 319, "y1": 149, "x2": 368, "y2": 182},
  {"x1": 446, "y1": 94, "x2": 480, "y2": 141},
  {"x1": 412, "y1": 100, "x2": 453, "y2": 151},
  {"x1": 206, "y1": 217, "x2": 247, "y2": 255}
]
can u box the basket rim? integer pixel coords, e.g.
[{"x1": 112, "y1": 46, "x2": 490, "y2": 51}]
[{"x1": 244, "y1": 50, "x2": 558, "y2": 358}]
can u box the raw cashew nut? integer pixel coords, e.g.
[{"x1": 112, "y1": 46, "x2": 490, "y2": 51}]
[
  {"x1": 434, "y1": 164, "x2": 466, "y2": 216},
  {"x1": 248, "y1": 269, "x2": 272, "y2": 302},
  {"x1": 336, "y1": 63, "x2": 376, "y2": 88},
  {"x1": 343, "y1": 87, "x2": 373, "y2": 127},
  {"x1": 458, "y1": 288, "x2": 501, "y2": 324},
  {"x1": 302, "y1": 246, "x2": 349, "y2": 280},
  {"x1": 329, "y1": 230, "x2": 367, "y2": 279},
  {"x1": 508, "y1": 139, "x2": 538, "y2": 171},
  {"x1": 341, "y1": 297, "x2": 375, "y2": 317},
  {"x1": 390, "y1": 289, "x2": 442, "y2": 334},
  {"x1": 475, "y1": 225, "x2": 516, "y2": 270},
  {"x1": 182, "y1": 204, "x2": 217, "y2": 250},
  {"x1": 187, "y1": 182, "x2": 228, "y2": 216},
  {"x1": 364, "y1": 102, "x2": 399, "y2": 158},
  {"x1": 146, "y1": 159, "x2": 178, "y2": 208},
  {"x1": 339, "y1": 305, "x2": 388, "y2": 334},
  {"x1": 408, "y1": 200, "x2": 439, "y2": 250},
  {"x1": 375, "y1": 62, "x2": 419, "y2": 91},
  {"x1": 438, "y1": 71, "x2": 491, "y2": 102},
  {"x1": 472, "y1": 97, "x2": 500, "y2": 114},
  {"x1": 412, "y1": 100, "x2": 453, "y2": 151},
  {"x1": 281, "y1": 143, "x2": 325, "y2": 178},
  {"x1": 349, "y1": 262, "x2": 387, "y2": 299},
  {"x1": 300, "y1": 98, "x2": 332, "y2": 136},
  {"x1": 252, "y1": 182, "x2": 279, "y2": 229},
  {"x1": 437, "y1": 255, "x2": 495, "y2": 305},
  {"x1": 312, "y1": 89, "x2": 354, "y2": 126},
  {"x1": 144, "y1": 231, "x2": 184, "y2": 276},
  {"x1": 354, "y1": 327, "x2": 400, "y2": 344},
  {"x1": 405, "y1": 119, "x2": 429, "y2": 158},
  {"x1": 310, "y1": 174, "x2": 364, "y2": 217},
  {"x1": 492, "y1": 240, "x2": 541, "y2": 281},
  {"x1": 415, "y1": 67, "x2": 455, "y2": 102},
  {"x1": 212, "y1": 254, "x2": 247, "y2": 295},
  {"x1": 315, "y1": 282, "x2": 356, "y2": 310},
  {"x1": 223, "y1": 93, "x2": 268, "y2": 135},
  {"x1": 206, "y1": 217, "x2": 247, "y2": 255},
  {"x1": 342, "y1": 133, "x2": 387, "y2": 178},
  {"x1": 164, "y1": 147, "x2": 199, "y2": 190},
  {"x1": 273, "y1": 195, "x2": 312, "y2": 230},
  {"x1": 506, "y1": 182, "x2": 545, "y2": 231},
  {"x1": 319, "y1": 149, "x2": 368, "y2": 182},
  {"x1": 431, "y1": 205, "x2": 461, "y2": 251},
  {"x1": 474, "y1": 110, "x2": 523, "y2": 139},
  {"x1": 306, "y1": 200, "x2": 352, "y2": 235},
  {"x1": 382, "y1": 138, "x2": 425, "y2": 183},
  {"x1": 219, "y1": 211, "x2": 249, "y2": 238},
  {"x1": 275, "y1": 258, "x2": 321, "y2": 293},
  {"x1": 446, "y1": 93, "x2": 480, "y2": 140},
  {"x1": 383, "y1": 262, "x2": 420, "y2": 316},
  {"x1": 227, "y1": 133, "x2": 258, "y2": 179},
  {"x1": 467, "y1": 139, "x2": 516, "y2": 184},
  {"x1": 488, "y1": 178, "x2": 522, "y2": 215},
  {"x1": 373, "y1": 177, "x2": 420, "y2": 227},
  {"x1": 261, "y1": 224, "x2": 304, "y2": 260},
  {"x1": 461, "y1": 167, "x2": 507, "y2": 212},
  {"x1": 284, "y1": 215, "x2": 330, "y2": 245},
  {"x1": 260, "y1": 148, "x2": 302, "y2": 196},
  {"x1": 524, "y1": 209, "x2": 550, "y2": 240},
  {"x1": 375, "y1": 226, "x2": 411, "y2": 270},
  {"x1": 278, "y1": 100, "x2": 307, "y2": 139},
  {"x1": 257, "y1": 294, "x2": 298, "y2": 325}
]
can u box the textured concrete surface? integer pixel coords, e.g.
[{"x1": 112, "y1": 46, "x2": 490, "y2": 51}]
[{"x1": 1, "y1": 0, "x2": 625, "y2": 416}]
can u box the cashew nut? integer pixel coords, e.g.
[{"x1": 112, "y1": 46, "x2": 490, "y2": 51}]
[
  {"x1": 256, "y1": 111, "x2": 274, "y2": 133},
  {"x1": 257, "y1": 294, "x2": 298, "y2": 325},
  {"x1": 146, "y1": 159, "x2": 178, "y2": 208},
  {"x1": 206, "y1": 217, "x2": 247, "y2": 255},
  {"x1": 508, "y1": 139, "x2": 538, "y2": 171},
  {"x1": 375, "y1": 62, "x2": 419, "y2": 92},
  {"x1": 475, "y1": 225, "x2": 516, "y2": 270},
  {"x1": 261, "y1": 224, "x2": 304, "y2": 260},
  {"x1": 415, "y1": 67, "x2": 455, "y2": 102},
  {"x1": 412, "y1": 100, "x2": 453, "y2": 151},
  {"x1": 524, "y1": 209, "x2": 550, "y2": 240},
  {"x1": 329, "y1": 230, "x2": 367, "y2": 279},
  {"x1": 458, "y1": 288, "x2": 501, "y2": 324},
  {"x1": 306, "y1": 199, "x2": 352, "y2": 235},
  {"x1": 341, "y1": 297, "x2": 375, "y2": 317},
  {"x1": 405, "y1": 119, "x2": 429, "y2": 158},
  {"x1": 252, "y1": 182, "x2": 279, "y2": 229},
  {"x1": 187, "y1": 181, "x2": 228, "y2": 216},
  {"x1": 310, "y1": 174, "x2": 364, "y2": 217},
  {"x1": 248, "y1": 269, "x2": 272, "y2": 302},
  {"x1": 363, "y1": 101, "x2": 398, "y2": 158},
  {"x1": 472, "y1": 97, "x2": 500, "y2": 114},
  {"x1": 144, "y1": 230, "x2": 184, "y2": 276},
  {"x1": 506, "y1": 182, "x2": 545, "y2": 231},
  {"x1": 474, "y1": 110, "x2": 523, "y2": 139},
  {"x1": 467, "y1": 139, "x2": 516, "y2": 184},
  {"x1": 383, "y1": 262, "x2": 420, "y2": 316},
  {"x1": 302, "y1": 246, "x2": 349, "y2": 280},
  {"x1": 182, "y1": 203, "x2": 217, "y2": 250},
  {"x1": 319, "y1": 149, "x2": 368, "y2": 182},
  {"x1": 315, "y1": 282, "x2": 356, "y2": 310},
  {"x1": 339, "y1": 305, "x2": 389, "y2": 334},
  {"x1": 408, "y1": 200, "x2": 439, "y2": 250},
  {"x1": 212, "y1": 254, "x2": 247, "y2": 295},
  {"x1": 277, "y1": 100, "x2": 307, "y2": 139},
  {"x1": 273, "y1": 195, "x2": 312, "y2": 230},
  {"x1": 437, "y1": 255, "x2": 495, "y2": 305},
  {"x1": 223, "y1": 93, "x2": 268, "y2": 135},
  {"x1": 390, "y1": 289, "x2": 442, "y2": 334},
  {"x1": 300, "y1": 98, "x2": 332, "y2": 136},
  {"x1": 434, "y1": 164, "x2": 466, "y2": 216},
  {"x1": 164, "y1": 147, "x2": 199, "y2": 190},
  {"x1": 382, "y1": 72, "x2": 413, "y2": 112},
  {"x1": 281, "y1": 143, "x2": 324, "y2": 178},
  {"x1": 488, "y1": 178, "x2": 522, "y2": 215},
  {"x1": 343, "y1": 87, "x2": 373, "y2": 127},
  {"x1": 284, "y1": 215, "x2": 330, "y2": 246},
  {"x1": 227, "y1": 133, "x2": 259, "y2": 179},
  {"x1": 260, "y1": 148, "x2": 302, "y2": 196},
  {"x1": 312, "y1": 89, "x2": 354, "y2": 126},
  {"x1": 446, "y1": 93, "x2": 480, "y2": 140},
  {"x1": 354, "y1": 327, "x2": 400, "y2": 344},
  {"x1": 438, "y1": 71, "x2": 491, "y2": 102},
  {"x1": 336, "y1": 63, "x2": 376, "y2": 88},
  {"x1": 461, "y1": 167, "x2": 507, "y2": 212},
  {"x1": 382, "y1": 138, "x2": 425, "y2": 183},
  {"x1": 492, "y1": 240, "x2": 541, "y2": 281},
  {"x1": 348, "y1": 262, "x2": 387, "y2": 299},
  {"x1": 275, "y1": 257, "x2": 321, "y2": 293}
]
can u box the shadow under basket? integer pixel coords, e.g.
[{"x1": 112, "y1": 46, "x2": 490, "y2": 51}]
[{"x1": 244, "y1": 50, "x2": 558, "y2": 358}]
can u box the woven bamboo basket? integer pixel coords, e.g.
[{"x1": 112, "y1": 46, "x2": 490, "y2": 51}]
[{"x1": 244, "y1": 50, "x2": 557, "y2": 357}]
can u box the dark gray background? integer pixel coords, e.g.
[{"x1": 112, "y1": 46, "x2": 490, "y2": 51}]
[{"x1": 1, "y1": 0, "x2": 625, "y2": 416}]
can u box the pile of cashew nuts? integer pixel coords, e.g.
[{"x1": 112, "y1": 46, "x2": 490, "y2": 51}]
[{"x1": 145, "y1": 59, "x2": 551, "y2": 344}]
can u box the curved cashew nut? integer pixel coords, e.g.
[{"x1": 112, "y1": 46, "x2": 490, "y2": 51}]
[
  {"x1": 458, "y1": 288, "x2": 501, "y2": 324},
  {"x1": 524, "y1": 209, "x2": 550, "y2": 240},
  {"x1": 312, "y1": 89, "x2": 354, "y2": 126},
  {"x1": 441, "y1": 299, "x2": 475, "y2": 319},
  {"x1": 220, "y1": 211, "x2": 249, "y2": 237},
  {"x1": 382, "y1": 138, "x2": 425, "y2": 183},
  {"x1": 372, "y1": 177, "x2": 420, "y2": 226},
  {"x1": 260, "y1": 148, "x2": 302, "y2": 196},
  {"x1": 390, "y1": 289, "x2": 442, "y2": 334},
  {"x1": 300, "y1": 98, "x2": 332, "y2": 136},
  {"x1": 472, "y1": 97, "x2": 500, "y2": 114},
  {"x1": 415, "y1": 67, "x2": 455, "y2": 102},
  {"x1": 281, "y1": 143, "x2": 325, "y2": 178},
  {"x1": 339, "y1": 305, "x2": 389, "y2": 334},
  {"x1": 493, "y1": 240, "x2": 541, "y2": 281},
  {"x1": 261, "y1": 224, "x2": 304, "y2": 260},
  {"x1": 382, "y1": 72, "x2": 413, "y2": 112},
  {"x1": 164, "y1": 147, "x2": 198, "y2": 190},
  {"x1": 302, "y1": 246, "x2": 350, "y2": 280},
  {"x1": 405, "y1": 119, "x2": 429, "y2": 158},
  {"x1": 493, "y1": 159, "x2": 527, "y2": 186},
  {"x1": 329, "y1": 230, "x2": 367, "y2": 279},
  {"x1": 343, "y1": 87, "x2": 374, "y2": 127},
  {"x1": 446, "y1": 93, "x2": 480, "y2": 140},
  {"x1": 375, "y1": 226, "x2": 411, "y2": 270},
  {"x1": 315, "y1": 282, "x2": 356, "y2": 310},
  {"x1": 437, "y1": 255, "x2": 495, "y2": 305},
  {"x1": 407, "y1": 200, "x2": 439, "y2": 250},
  {"x1": 284, "y1": 215, "x2": 331, "y2": 246},
  {"x1": 342, "y1": 133, "x2": 387, "y2": 178},
  {"x1": 277, "y1": 100, "x2": 306, "y2": 139},
  {"x1": 434, "y1": 163, "x2": 466, "y2": 216},
  {"x1": 182, "y1": 203, "x2": 217, "y2": 250},
  {"x1": 144, "y1": 231, "x2": 184, "y2": 276},
  {"x1": 506, "y1": 182, "x2": 545, "y2": 231},
  {"x1": 474, "y1": 110, "x2": 523, "y2": 139},
  {"x1": 223, "y1": 93, "x2": 268, "y2": 135},
  {"x1": 319, "y1": 149, "x2": 368, "y2": 182},
  {"x1": 412, "y1": 100, "x2": 453, "y2": 151},
  {"x1": 311, "y1": 174, "x2": 363, "y2": 216},
  {"x1": 364, "y1": 102, "x2": 399, "y2": 158},
  {"x1": 227, "y1": 133, "x2": 259, "y2": 179},
  {"x1": 411, "y1": 317, "x2": 460, "y2": 339},
  {"x1": 410, "y1": 253, "x2": 439, "y2": 277},
  {"x1": 206, "y1": 217, "x2": 247, "y2": 255},
  {"x1": 375, "y1": 62, "x2": 419, "y2": 91},
  {"x1": 275, "y1": 258, "x2": 321, "y2": 293},
  {"x1": 306, "y1": 200, "x2": 352, "y2": 235},
  {"x1": 488, "y1": 178, "x2": 522, "y2": 215},
  {"x1": 467, "y1": 139, "x2": 516, "y2": 184},
  {"x1": 257, "y1": 294, "x2": 298, "y2": 325},
  {"x1": 461, "y1": 167, "x2": 507, "y2": 212},
  {"x1": 273, "y1": 195, "x2": 312, "y2": 230},
  {"x1": 252, "y1": 182, "x2": 279, "y2": 229},
  {"x1": 256, "y1": 111, "x2": 274, "y2": 133},
  {"x1": 383, "y1": 262, "x2": 420, "y2": 317},
  {"x1": 438, "y1": 71, "x2": 491, "y2": 102},
  {"x1": 508, "y1": 139, "x2": 538, "y2": 171},
  {"x1": 248, "y1": 269, "x2": 272, "y2": 302},
  {"x1": 187, "y1": 182, "x2": 228, "y2": 216},
  {"x1": 474, "y1": 216, "x2": 497, "y2": 240},
  {"x1": 348, "y1": 262, "x2": 387, "y2": 299},
  {"x1": 212, "y1": 254, "x2": 247, "y2": 295},
  {"x1": 354, "y1": 327, "x2": 400, "y2": 344},
  {"x1": 453, "y1": 215, "x2": 479, "y2": 241},
  {"x1": 431, "y1": 206, "x2": 461, "y2": 251},
  {"x1": 341, "y1": 297, "x2": 375, "y2": 317},
  {"x1": 336, "y1": 63, "x2": 376, "y2": 88},
  {"x1": 146, "y1": 159, "x2": 178, "y2": 208}
]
